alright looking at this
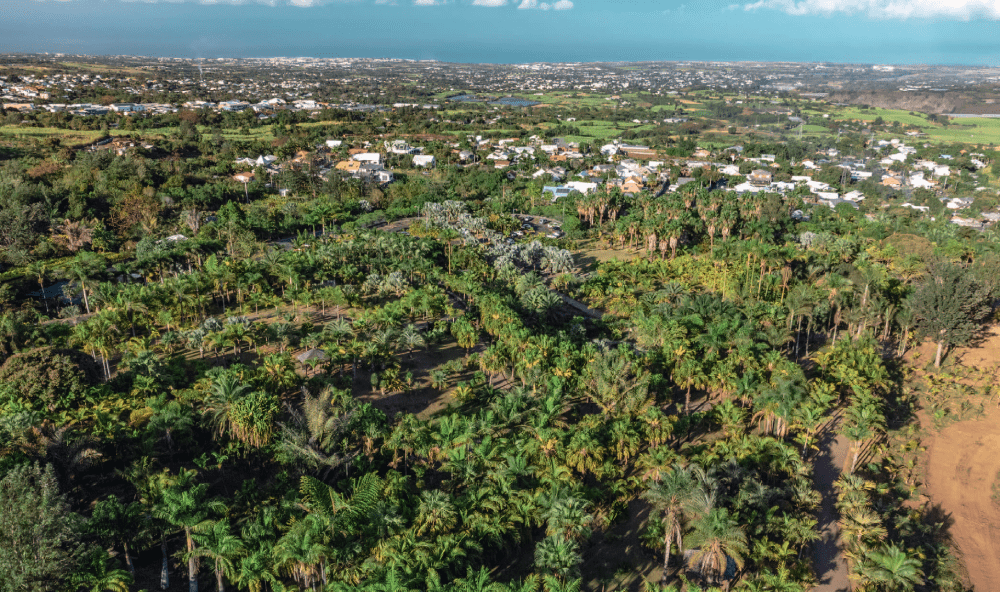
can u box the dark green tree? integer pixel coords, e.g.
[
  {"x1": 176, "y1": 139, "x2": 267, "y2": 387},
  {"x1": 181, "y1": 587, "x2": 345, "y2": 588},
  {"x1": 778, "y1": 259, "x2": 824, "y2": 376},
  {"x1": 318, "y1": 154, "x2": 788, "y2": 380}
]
[
  {"x1": 0, "y1": 462, "x2": 86, "y2": 592},
  {"x1": 910, "y1": 261, "x2": 994, "y2": 367}
]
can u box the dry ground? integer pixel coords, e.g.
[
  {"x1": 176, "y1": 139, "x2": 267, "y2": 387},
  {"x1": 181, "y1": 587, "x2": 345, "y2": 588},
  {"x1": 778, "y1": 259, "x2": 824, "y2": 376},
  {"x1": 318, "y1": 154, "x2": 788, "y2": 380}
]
[{"x1": 913, "y1": 327, "x2": 1000, "y2": 592}]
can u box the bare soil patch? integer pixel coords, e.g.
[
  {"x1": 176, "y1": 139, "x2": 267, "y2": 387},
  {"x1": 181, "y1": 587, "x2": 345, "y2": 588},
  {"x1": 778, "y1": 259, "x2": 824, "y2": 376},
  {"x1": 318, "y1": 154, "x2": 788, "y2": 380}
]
[
  {"x1": 915, "y1": 326, "x2": 1000, "y2": 591},
  {"x1": 923, "y1": 408, "x2": 1000, "y2": 591}
]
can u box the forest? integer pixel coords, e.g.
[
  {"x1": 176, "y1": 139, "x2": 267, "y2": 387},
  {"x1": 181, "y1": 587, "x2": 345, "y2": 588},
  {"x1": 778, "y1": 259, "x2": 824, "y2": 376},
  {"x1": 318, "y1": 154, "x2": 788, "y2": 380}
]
[{"x1": 2, "y1": 69, "x2": 1000, "y2": 592}]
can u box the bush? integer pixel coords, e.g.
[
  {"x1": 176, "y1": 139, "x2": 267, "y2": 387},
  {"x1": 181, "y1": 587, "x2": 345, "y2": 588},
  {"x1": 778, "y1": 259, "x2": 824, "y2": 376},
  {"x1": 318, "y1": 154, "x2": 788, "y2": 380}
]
[{"x1": 0, "y1": 347, "x2": 92, "y2": 413}]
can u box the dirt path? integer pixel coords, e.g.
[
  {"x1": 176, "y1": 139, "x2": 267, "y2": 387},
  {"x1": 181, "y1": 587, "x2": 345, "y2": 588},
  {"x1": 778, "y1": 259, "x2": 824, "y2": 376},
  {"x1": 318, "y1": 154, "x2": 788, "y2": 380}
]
[
  {"x1": 812, "y1": 413, "x2": 852, "y2": 592},
  {"x1": 924, "y1": 405, "x2": 1000, "y2": 591}
]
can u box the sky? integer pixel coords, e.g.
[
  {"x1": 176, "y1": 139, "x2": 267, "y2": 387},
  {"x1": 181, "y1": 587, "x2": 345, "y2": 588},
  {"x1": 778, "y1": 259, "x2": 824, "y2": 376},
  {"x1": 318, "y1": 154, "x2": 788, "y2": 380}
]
[{"x1": 2, "y1": 0, "x2": 1000, "y2": 65}]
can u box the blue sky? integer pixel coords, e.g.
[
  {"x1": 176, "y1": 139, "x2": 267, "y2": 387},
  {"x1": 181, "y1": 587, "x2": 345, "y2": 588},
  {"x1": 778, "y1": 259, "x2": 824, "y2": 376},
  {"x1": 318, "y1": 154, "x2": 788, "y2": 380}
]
[{"x1": 2, "y1": 0, "x2": 1000, "y2": 65}]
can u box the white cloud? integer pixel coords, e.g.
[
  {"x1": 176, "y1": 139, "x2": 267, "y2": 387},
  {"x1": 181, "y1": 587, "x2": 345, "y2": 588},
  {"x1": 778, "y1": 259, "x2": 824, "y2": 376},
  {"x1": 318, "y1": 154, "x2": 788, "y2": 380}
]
[
  {"x1": 472, "y1": 0, "x2": 507, "y2": 5},
  {"x1": 413, "y1": 0, "x2": 441, "y2": 5},
  {"x1": 518, "y1": 0, "x2": 571, "y2": 8},
  {"x1": 743, "y1": 0, "x2": 1000, "y2": 19}
]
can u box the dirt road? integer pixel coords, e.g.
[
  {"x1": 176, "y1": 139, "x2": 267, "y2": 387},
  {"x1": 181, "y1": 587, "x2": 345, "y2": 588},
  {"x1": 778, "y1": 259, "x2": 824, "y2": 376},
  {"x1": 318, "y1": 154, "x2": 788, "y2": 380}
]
[{"x1": 812, "y1": 414, "x2": 852, "y2": 592}]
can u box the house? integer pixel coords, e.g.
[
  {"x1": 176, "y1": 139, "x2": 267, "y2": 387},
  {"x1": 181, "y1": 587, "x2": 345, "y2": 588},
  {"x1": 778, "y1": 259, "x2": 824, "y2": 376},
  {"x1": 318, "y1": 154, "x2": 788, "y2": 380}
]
[
  {"x1": 110, "y1": 103, "x2": 145, "y2": 113},
  {"x1": 233, "y1": 172, "x2": 254, "y2": 184},
  {"x1": 909, "y1": 172, "x2": 936, "y2": 189},
  {"x1": 749, "y1": 170, "x2": 772, "y2": 187},
  {"x1": 335, "y1": 160, "x2": 361, "y2": 173},
  {"x1": 621, "y1": 177, "x2": 644, "y2": 194},
  {"x1": 533, "y1": 168, "x2": 563, "y2": 182},
  {"x1": 413, "y1": 155, "x2": 436, "y2": 168},
  {"x1": 387, "y1": 140, "x2": 419, "y2": 155},
  {"x1": 806, "y1": 180, "x2": 832, "y2": 193},
  {"x1": 357, "y1": 164, "x2": 393, "y2": 184},
  {"x1": 325, "y1": 140, "x2": 343, "y2": 148},
  {"x1": 882, "y1": 176, "x2": 902, "y2": 188},
  {"x1": 542, "y1": 186, "x2": 573, "y2": 202},
  {"x1": 352, "y1": 153, "x2": 382, "y2": 165},
  {"x1": 565, "y1": 181, "x2": 598, "y2": 195}
]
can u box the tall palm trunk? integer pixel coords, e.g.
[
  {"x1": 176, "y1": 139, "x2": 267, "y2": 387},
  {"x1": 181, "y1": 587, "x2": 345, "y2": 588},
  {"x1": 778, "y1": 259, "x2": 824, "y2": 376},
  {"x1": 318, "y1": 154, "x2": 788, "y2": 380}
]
[
  {"x1": 161, "y1": 534, "x2": 170, "y2": 590},
  {"x1": 661, "y1": 534, "x2": 672, "y2": 587},
  {"x1": 215, "y1": 561, "x2": 225, "y2": 592},
  {"x1": 124, "y1": 542, "x2": 134, "y2": 575},
  {"x1": 186, "y1": 526, "x2": 198, "y2": 592}
]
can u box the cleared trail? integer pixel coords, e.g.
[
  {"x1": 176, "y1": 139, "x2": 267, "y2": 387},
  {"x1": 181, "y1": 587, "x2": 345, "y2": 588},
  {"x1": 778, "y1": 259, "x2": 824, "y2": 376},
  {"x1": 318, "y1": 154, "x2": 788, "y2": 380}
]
[{"x1": 812, "y1": 413, "x2": 852, "y2": 592}]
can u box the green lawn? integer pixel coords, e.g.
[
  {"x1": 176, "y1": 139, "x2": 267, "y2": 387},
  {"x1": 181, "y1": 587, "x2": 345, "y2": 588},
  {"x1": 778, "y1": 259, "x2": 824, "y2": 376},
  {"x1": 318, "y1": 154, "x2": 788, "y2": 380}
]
[
  {"x1": 807, "y1": 104, "x2": 1000, "y2": 146},
  {"x1": 922, "y1": 118, "x2": 1000, "y2": 145}
]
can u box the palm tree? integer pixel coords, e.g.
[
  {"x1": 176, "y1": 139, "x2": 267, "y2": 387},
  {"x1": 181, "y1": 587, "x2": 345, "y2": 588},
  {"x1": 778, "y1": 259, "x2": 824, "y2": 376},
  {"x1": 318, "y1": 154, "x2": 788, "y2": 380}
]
[
  {"x1": 685, "y1": 507, "x2": 748, "y2": 588},
  {"x1": 415, "y1": 490, "x2": 458, "y2": 537},
  {"x1": 53, "y1": 218, "x2": 94, "y2": 252},
  {"x1": 534, "y1": 534, "x2": 582, "y2": 580},
  {"x1": 192, "y1": 519, "x2": 245, "y2": 592},
  {"x1": 203, "y1": 373, "x2": 251, "y2": 441},
  {"x1": 641, "y1": 466, "x2": 703, "y2": 587},
  {"x1": 89, "y1": 495, "x2": 143, "y2": 575},
  {"x1": 62, "y1": 250, "x2": 106, "y2": 315},
  {"x1": 26, "y1": 260, "x2": 50, "y2": 313},
  {"x1": 272, "y1": 516, "x2": 329, "y2": 590},
  {"x1": 71, "y1": 547, "x2": 133, "y2": 592},
  {"x1": 853, "y1": 543, "x2": 922, "y2": 592},
  {"x1": 398, "y1": 324, "x2": 426, "y2": 359},
  {"x1": 156, "y1": 478, "x2": 226, "y2": 592},
  {"x1": 542, "y1": 496, "x2": 594, "y2": 542}
]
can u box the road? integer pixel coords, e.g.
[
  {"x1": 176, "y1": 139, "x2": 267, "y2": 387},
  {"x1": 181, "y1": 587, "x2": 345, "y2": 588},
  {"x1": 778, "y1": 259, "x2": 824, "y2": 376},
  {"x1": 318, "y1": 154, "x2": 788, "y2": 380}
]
[{"x1": 812, "y1": 413, "x2": 852, "y2": 592}]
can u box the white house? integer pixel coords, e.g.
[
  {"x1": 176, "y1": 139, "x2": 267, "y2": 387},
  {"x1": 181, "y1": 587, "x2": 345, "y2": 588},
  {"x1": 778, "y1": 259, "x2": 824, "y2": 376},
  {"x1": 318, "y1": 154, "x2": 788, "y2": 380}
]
[
  {"x1": 352, "y1": 153, "x2": 382, "y2": 164},
  {"x1": 565, "y1": 181, "x2": 598, "y2": 195},
  {"x1": 413, "y1": 155, "x2": 436, "y2": 168},
  {"x1": 325, "y1": 140, "x2": 343, "y2": 148},
  {"x1": 806, "y1": 180, "x2": 832, "y2": 192},
  {"x1": 909, "y1": 172, "x2": 935, "y2": 189}
]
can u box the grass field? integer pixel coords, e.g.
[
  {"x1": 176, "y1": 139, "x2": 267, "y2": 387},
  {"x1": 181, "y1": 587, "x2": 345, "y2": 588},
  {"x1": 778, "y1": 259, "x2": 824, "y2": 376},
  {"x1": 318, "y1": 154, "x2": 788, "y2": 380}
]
[
  {"x1": 0, "y1": 125, "x2": 127, "y2": 147},
  {"x1": 922, "y1": 118, "x2": 1000, "y2": 145},
  {"x1": 807, "y1": 104, "x2": 1000, "y2": 146}
]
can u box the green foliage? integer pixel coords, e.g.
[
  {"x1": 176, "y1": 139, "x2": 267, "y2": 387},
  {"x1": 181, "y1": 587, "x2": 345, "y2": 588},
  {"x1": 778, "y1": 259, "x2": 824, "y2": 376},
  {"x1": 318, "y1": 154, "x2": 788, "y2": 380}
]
[
  {"x1": 0, "y1": 347, "x2": 90, "y2": 413},
  {"x1": 910, "y1": 261, "x2": 994, "y2": 366},
  {"x1": 0, "y1": 462, "x2": 87, "y2": 592}
]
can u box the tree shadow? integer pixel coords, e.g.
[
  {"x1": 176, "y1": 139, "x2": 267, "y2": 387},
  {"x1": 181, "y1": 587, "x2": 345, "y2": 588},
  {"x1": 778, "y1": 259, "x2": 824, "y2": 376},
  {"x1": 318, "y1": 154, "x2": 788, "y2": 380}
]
[{"x1": 812, "y1": 417, "x2": 851, "y2": 592}]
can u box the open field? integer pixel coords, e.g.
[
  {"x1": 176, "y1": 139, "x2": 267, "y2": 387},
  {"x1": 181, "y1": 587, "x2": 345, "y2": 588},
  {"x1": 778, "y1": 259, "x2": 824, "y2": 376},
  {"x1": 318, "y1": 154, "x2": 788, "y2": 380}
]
[
  {"x1": 812, "y1": 104, "x2": 1000, "y2": 145},
  {"x1": 0, "y1": 125, "x2": 170, "y2": 147}
]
